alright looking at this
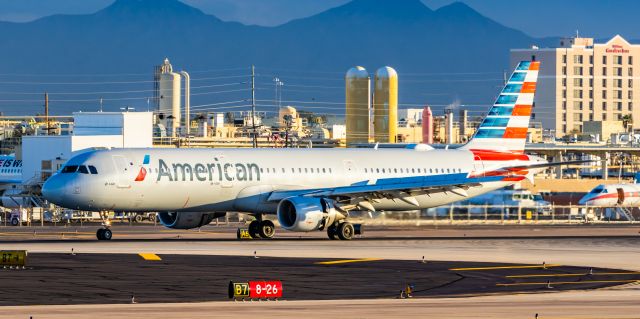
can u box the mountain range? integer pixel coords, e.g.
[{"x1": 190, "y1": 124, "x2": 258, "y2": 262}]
[{"x1": 0, "y1": 0, "x2": 557, "y2": 116}]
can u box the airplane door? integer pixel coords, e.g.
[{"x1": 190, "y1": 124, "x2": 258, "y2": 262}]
[
  {"x1": 112, "y1": 155, "x2": 131, "y2": 189},
  {"x1": 472, "y1": 156, "x2": 484, "y2": 177},
  {"x1": 616, "y1": 188, "x2": 625, "y2": 205}
]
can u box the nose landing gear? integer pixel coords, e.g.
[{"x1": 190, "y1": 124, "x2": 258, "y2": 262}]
[
  {"x1": 96, "y1": 211, "x2": 112, "y2": 241},
  {"x1": 97, "y1": 228, "x2": 112, "y2": 240}
]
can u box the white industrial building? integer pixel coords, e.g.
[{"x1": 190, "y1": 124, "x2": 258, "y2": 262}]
[
  {"x1": 156, "y1": 58, "x2": 190, "y2": 137},
  {"x1": 21, "y1": 112, "x2": 152, "y2": 184}
]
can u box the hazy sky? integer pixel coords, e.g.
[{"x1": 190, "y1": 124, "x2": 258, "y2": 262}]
[{"x1": 0, "y1": 0, "x2": 638, "y2": 39}]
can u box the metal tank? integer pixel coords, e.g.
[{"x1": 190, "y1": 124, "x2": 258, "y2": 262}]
[
  {"x1": 279, "y1": 106, "x2": 298, "y2": 128},
  {"x1": 345, "y1": 66, "x2": 370, "y2": 146},
  {"x1": 373, "y1": 66, "x2": 398, "y2": 143},
  {"x1": 158, "y1": 58, "x2": 181, "y2": 137},
  {"x1": 422, "y1": 106, "x2": 433, "y2": 144}
]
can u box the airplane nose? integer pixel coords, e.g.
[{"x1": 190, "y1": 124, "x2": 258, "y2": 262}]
[
  {"x1": 42, "y1": 176, "x2": 66, "y2": 205},
  {"x1": 578, "y1": 196, "x2": 589, "y2": 205}
]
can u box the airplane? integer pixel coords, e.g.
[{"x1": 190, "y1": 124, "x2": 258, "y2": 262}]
[
  {"x1": 0, "y1": 154, "x2": 22, "y2": 184},
  {"x1": 0, "y1": 154, "x2": 23, "y2": 207},
  {"x1": 578, "y1": 174, "x2": 640, "y2": 207},
  {"x1": 43, "y1": 61, "x2": 567, "y2": 241}
]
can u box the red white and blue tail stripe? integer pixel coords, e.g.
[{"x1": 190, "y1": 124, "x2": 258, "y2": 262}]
[{"x1": 460, "y1": 61, "x2": 539, "y2": 153}]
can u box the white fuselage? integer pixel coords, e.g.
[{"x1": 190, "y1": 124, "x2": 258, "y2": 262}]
[
  {"x1": 42, "y1": 147, "x2": 534, "y2": 213},
  {"x1": 579, "y1": 183, "x2": 640, "y2": 207},
  {"x1": 0, "y1": 155, "x2": 21, "y2": 185}
]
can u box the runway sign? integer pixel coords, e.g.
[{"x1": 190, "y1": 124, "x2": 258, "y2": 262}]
[
  {"x1": 0, "y1": 250, "x2": 27, "y2": 267},
  {"x1": 228, "y1": 281, "x2": 283, "y2": 299},
  {"x1": 229, "y1": 281, "x2": 250, "y2": 299},
  {"x1": 236, "y1": 228, "x2": 252, "y2": 239}
]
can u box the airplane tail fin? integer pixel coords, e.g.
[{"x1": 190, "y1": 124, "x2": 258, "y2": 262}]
[{"x1": 460, "y1": 61, "x2": 540, "y2": 153}]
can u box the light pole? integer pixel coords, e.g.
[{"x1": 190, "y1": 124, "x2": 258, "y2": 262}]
[{"x1": 273, "y1": 77, "x2": 284, "y2": 110}]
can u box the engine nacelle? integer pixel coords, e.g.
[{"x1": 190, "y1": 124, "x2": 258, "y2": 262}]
[
  {"x1": 277, "y1": 197, "x2": 339, "y2": 232},
  {"x1": 157, "y1": 212, "x2": 225, "y2": 229}
]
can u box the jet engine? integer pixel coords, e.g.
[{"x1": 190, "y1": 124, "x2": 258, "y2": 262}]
[
  {"x1": 157, "y1": 212, "x2": 225, "y2": 229},
  {"x1": 277, "y1": 197, "x2": 341, "y2": 232}
]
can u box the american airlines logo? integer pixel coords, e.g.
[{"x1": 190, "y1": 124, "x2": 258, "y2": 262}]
[
  {"x1": 156, "y1": 158, "x2": 261, "y2": 182},
  {"x1": 134, "y1": 155, "x2": 150, "y2": 182}
]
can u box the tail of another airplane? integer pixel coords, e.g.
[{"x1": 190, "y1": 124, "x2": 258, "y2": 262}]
[{"x1": 460, "y1": 61, "x2": 540, "y2": 153}]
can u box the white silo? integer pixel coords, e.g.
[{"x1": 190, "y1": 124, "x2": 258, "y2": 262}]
[{"x1": 158, "y1": 58, "x2": 181, "y2": 137}]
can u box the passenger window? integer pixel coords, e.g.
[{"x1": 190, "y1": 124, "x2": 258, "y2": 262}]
[
  {"x1": 305, "y1": 168, "x2": 308, "y2": 173},
  {"x1": 78, "y1": 166, "x2": 89, "y2": 174},
  {"x1": 323, "y1": 168, "x2": 326, "y2": 173},
  {"x1": 260, "y1": 168, "x2": 264, "y2": 173},
  {"x1": 430, "y1": 169, "x2": 433, "y2": 173},
  {"x1": 394, "y1": 168, "x2": 397, "y2": 173},
  {"x1": 88, "y1": 165, "x2": 98, "y2": 174}
]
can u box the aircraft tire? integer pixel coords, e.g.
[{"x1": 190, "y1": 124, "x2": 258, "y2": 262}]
[
  {"x1": 248, "y1": 220, "x2": 261, "y2": 238},
  {"x1": 337, "y1": 222, "x2": 354, "y2": 240},
  {"x1": 96, "y1": 229, "x2": 105, "y2": 240},
  {"x1": 258, "y1": 220, "x2": 275, "y2": 239},
  {"x1": 102, "y1": 229, "x2": 112, "y2": 240},
  {"x1": 327, "y1": 225, "x2": 339, "y2": 240}
]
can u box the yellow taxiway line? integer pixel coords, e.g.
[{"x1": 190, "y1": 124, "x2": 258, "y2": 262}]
[
  {"x1": 506, "y1": 272, "x2": 640, "y2": 278},
  {"x1": 496, "y1": 280, "x2": 640, "y2": 286},
  {"x1": 450, "y1": 264, "x2": 561, "y2": 271},
  {"x1": 315, "y1": 258, "x2": 382, "y2": 265},
  {"x1": 138, "y1": 253, "x2": 162, "y2": 261}
]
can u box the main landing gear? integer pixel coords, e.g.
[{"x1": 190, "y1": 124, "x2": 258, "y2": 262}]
[
  {"x1": 248, "y1": 217, "x2": 276, "y2": 239},
  {"x1": 96, "y1": 211, "x2": 112, "y2": 241},
  {"x1": 327, "y1": 221, "x2": 362, "y2": 240}
]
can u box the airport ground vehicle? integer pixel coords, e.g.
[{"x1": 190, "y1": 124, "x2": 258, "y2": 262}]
[
  {"x1": 111, "y1": 212, "x2": 156, "y2": 223},
  {"x1": 466, "y1": 189, "x2": 551, "y2": 216},
  {"x1": 7, "y1": 207, "x2": 43, "y2": 226},
  {"x1": 427, "y1": 189, "x2": 552, "y2": 218}
]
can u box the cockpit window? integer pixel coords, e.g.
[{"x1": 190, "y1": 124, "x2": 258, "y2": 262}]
[
  {"x1": 61, "y1": 165, "x2": 78, "y2": 173},
  {"x1": 591, "y1": 186, "x2": 604, "y2": 193},
  {"x1": 88, "y1": 165, "x2": 98, "y2": 174},
  {"x1": 78, "y1": 165, "x2": 89, "y2": 174}
]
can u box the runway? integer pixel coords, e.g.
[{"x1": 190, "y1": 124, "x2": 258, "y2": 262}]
[
  {"x1": 1, "y1": 226, "x2": 639, "y2": 318},
  {"x1": 3, "y1": 253, "x2": 637, "y2": 305}
]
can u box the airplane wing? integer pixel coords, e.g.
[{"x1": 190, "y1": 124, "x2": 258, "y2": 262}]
[
  {"x1": 267, "y1": 160, "x2": 586, "y2": 206},
  {"x1": 503, "y1": 159, "x2": 593, "y2": 170},
  {"x1": 267, "y1": 174, "x2": 514, "y2": 203}
]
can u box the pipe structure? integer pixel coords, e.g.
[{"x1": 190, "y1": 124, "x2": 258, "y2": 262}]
[{"x1": 180, "y1": 71, "x2": 190, "y2": 135}]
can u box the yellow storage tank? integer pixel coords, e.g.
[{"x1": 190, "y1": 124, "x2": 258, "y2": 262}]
[
  {"x1": 374, "y1": 66, "x2": 398, "y2": 143},
  {"x1": 345, "y1": 66, "x2": 370, "y2": 146}
]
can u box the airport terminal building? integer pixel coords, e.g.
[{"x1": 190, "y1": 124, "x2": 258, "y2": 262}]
[{"x1": 511, "y1": 35, "x2": 640, "y2": 138}]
